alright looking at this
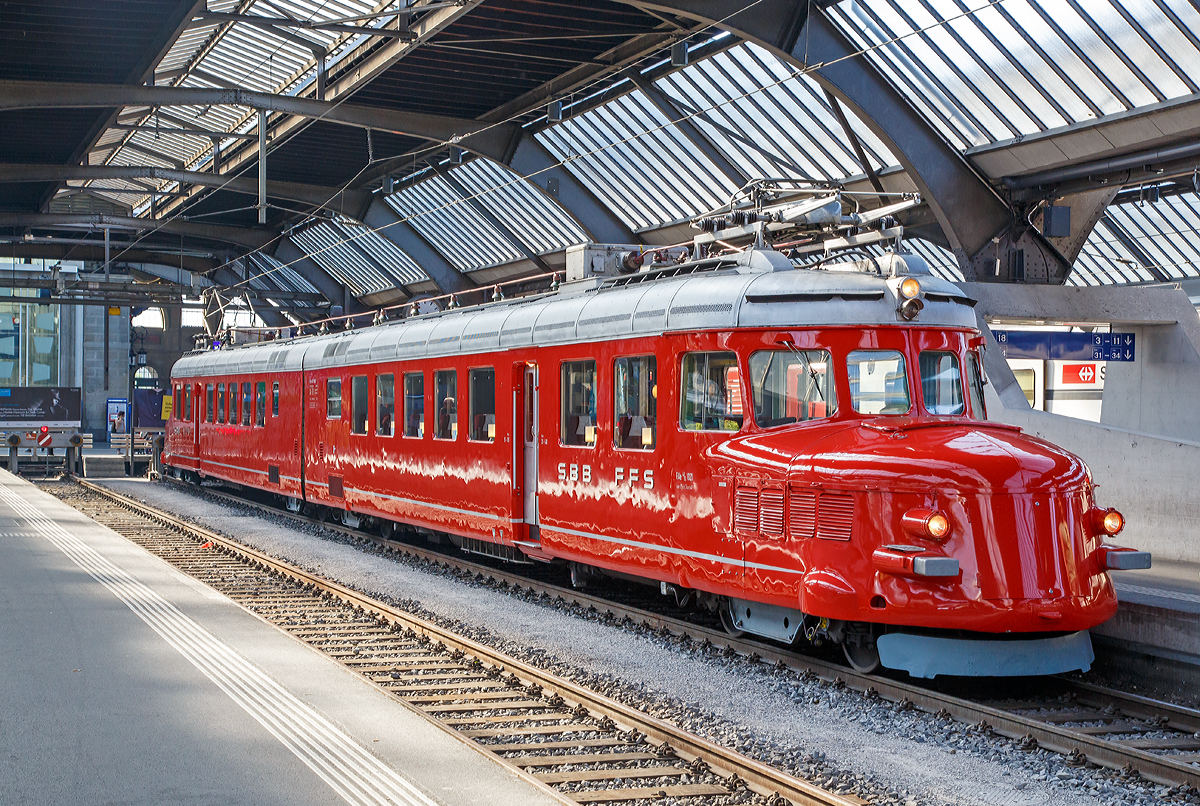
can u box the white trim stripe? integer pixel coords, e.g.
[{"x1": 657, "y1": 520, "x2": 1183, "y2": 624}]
[{"x1": 0, "y1": 485, "x2": 439, "y2": 806}]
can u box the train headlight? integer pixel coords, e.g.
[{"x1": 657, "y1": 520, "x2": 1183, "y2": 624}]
[
  {"x1": 1091, "y1": 507, "x2": 1124, "y2": 536},
  {"x1": 899, "y1": 277, "x2": 922, "y2": 299},
  {"x1": 902, "y1": 508, "x2": 951, "y2": 541}
]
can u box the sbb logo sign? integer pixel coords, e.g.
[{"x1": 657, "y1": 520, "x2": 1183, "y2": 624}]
[{"x1": 1062, "y1": 363, "x2": 1096, "y2": 384}]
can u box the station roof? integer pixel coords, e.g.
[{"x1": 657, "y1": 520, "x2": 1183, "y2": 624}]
[{"x1": 1, "y1": 0, "x2": 1197, "y2": 322}]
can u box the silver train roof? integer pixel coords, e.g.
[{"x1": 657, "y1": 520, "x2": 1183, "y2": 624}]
[{"x1": 173, "y1": 248, "x2": 978, "y2": 379}]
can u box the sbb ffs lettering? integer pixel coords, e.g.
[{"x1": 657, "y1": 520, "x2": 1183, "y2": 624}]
[
  {"x1": 557, "y1": 463, "x2": 591, "y2": 483},
  {"x1": 615, "y1": 467, "x2": 654, "y2": 490}
]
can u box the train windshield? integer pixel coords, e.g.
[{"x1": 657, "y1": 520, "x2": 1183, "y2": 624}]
[
  {"x1": 748, "y1": 350, "x2": 836, "y2": 428},
  {"x1": 846, "y1": 350, "x2": 910, "y2": 415},
  {"x1": 918, "y1": 351, "x2": 964, "y2": 415}
]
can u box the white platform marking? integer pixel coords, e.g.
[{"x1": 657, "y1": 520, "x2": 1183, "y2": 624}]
[{"x1": 0, "y1": 485, "x2": 440, "y2": 806}]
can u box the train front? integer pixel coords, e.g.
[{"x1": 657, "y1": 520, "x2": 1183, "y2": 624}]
[
  {"x1": 782, "y1": 410, "x2": 1147, "y2": 678},
  {"x1": 719, "y1": 272, "x2": 1150, "y2": 679}
]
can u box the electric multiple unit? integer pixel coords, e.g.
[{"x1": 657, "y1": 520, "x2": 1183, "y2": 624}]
[{"x1": 165, "y1": 186, "x2": 1149, "y2": 678}]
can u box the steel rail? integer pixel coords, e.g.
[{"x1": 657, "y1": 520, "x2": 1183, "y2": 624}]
[
  {"x1": 73, "y1": 477, "x2": 860, "y2": 806},
  {"x1": 111, "y1": 477, "x2": 1200, "y2": 789}
]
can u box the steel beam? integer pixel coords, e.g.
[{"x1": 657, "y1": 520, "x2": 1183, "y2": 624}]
[
  {"x1": 623, "y1": 69, "x2": 749, "y2": 190},
  {"x1": 0, "y1": 242, "x2": 216, "y2": 273},
  {"x1": 0, "y1": 213, "x2": 277, "y2": 250},
  {"x1": 193, "y1": 11, "x2": 416, "y2": 43},
  {"x1": 1041, "y1": 187, "x2": 1121, "y2": 269},
  {"x1": 273, "y1": 236, "x2": 367, "y2": 312},
  {"x1": 362, "y1": 200, "x2": 474, "y2": 294},
  {"x1": 0, "y1": 164, "x2": 369, "y2": 216},
  {"x1": 507, "y1": 136, "x2": 640, "y2": 245},
  {"x1": 0, "y1": 81, "x2": 519, "y2": 165}
]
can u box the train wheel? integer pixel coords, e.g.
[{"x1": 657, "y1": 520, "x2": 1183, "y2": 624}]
[
  {"x1": 379, "y1": 519, "x2": 396, "y2": 540},
  {"x1": 842, "y1": 639, "x2": 881, "y2": 674},
  {"x1": 719, "y1": 601, "x2": 745, "y2": 638}
]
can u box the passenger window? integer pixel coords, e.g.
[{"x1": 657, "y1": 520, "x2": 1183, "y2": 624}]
[
  {"x1": 435, "y1": 370, "x2": 457, "y2": 440},
  {"x1": 403, "y1": 372, "x2": 424, "y2": 438},
  {"x1": 469, "y1": 368, "x2": 495, "y2": 442},
  {"x1": 216, "y1": 383, "x2": 225, "y2": 424},
  {"x1": 561, "y1": 360, "x2": 596, "y2": 446},
  {"x1": 272, "y1": 382, "x2": 280, "y2": 417},
  {"x1": 919, "y1": 351, "x2": 964, "y2": 415},
  {"x1": 206, "y1": 384, "x2": 214, "y2": 423},
  {"x1": 847, "y1": 350, "x2": 910, "y2": 415},
  {"x1": 326, "y1": 378, "x2": 342, "y2": 419},
  {"x1": 966, "y1": 352, "x2": 987, "y2": 419},
  {"x1": 376, "y1": 374, "x2": 394, "y2": 436},
  {"x1": 256, "y1": 381, "x2": 267, "y2": 426},
  {"x1": 242, "y1": 382, "x2": 253, "y2": 426},
  {"x1": 680, "y1": 352, "x2": 742, "y2": 431},
  {"x1": 614, "y1": 356, "x2": 656, "y2": 450},
  {"x1": 748, "y1": 349, "x2": 836, "y2": 427},
  {"x1": 351, "y1": 375, "x2": 369, "y2": 435}
]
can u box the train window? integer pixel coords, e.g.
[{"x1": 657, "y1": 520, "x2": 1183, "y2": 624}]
[
  {"x1": 242, "y1": 383, "x2": 253, "y2": 426},
  {"x1": 434, "y1": 370, "x2": 457, "y2": 440},
  {"x1": 206, "y1": 384, "x2": 214, "y2": 423},
  {"x1": 919, "y1": 351, "x2": 964, "y2": 416},
  {"x1": 847, "y1": 350, "x2": 910, "y2": 415},
  {"x1": 351, "y1": 375, "x2": 369, "y2": 435},
  {"x1": 966, "y1": 352, "x2": 987, "y2": 419},
  {"x1": 376, "y1": 374, "x2": 394, "y2": 436},
  {"x1": 256, "y1": 381, "x2": 267, "y2": 426},
  {"x1": 614, "y1": 356, "x2": 656, "y2": 449},
  {"x1": 561, "y1": 360, "x2": 596, "y2": 446},
  {"x1": 216, "y1": 384, "x2": 225, "y2": 424},
  {"x1": 272, "y1": 382, "x2": 279, "y2": 417},
  {"x1": 183, "y1": 385, "x2": 192, "y2": 420},
  {"x1": 680, "y1": 352, "x2": 742, "y2": 431},
  {"x1": 326, "y1": 378, "x2": 342, "y2": 419},
  {"x1": 469, "y1": 368, "x2": 496, "y2": 442},
  {"x1": 403, "y1": 372, "x2": 424, "y2": 438},
  {"x1": 748, "y1": 349, "x2": 836, "y2": 428}
]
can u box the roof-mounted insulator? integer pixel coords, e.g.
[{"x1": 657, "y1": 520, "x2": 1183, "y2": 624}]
[
  {"x1": 448, "y1": 294, "x2": 460, "y2": 309},
  {"x1": 492, "y1": 285, "x2": 504, "y2": 302}
]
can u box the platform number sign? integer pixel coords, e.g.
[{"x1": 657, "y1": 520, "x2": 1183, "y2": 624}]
[{"x1": 993, "y1": 331, "x2": 1136, "y2": 362}]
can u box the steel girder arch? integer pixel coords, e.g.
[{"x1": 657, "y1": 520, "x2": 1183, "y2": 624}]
[
  {"x1": 272, "y1": 236, "x2": 368, "y2": 317},
  {"x1": 361, "y1": 200, "x2": 475, "y2": 294},
  {"x1": 0, "y1": 164, "x2": 370, "y2": 219},
  {"x1": 0, "y1": 80, "x2": 521, "y2": 166},
  {"x1": 614, "y1": 0, "x2": 1077, "y2": 283},
  {"x1": 0, "y1": 212, "x2": 278, "y2": 251}
]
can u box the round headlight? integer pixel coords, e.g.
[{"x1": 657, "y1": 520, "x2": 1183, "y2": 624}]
[
  {"x1": 926, "y1": 512, "x2": 950, "y2": 539},
  {"x1": 899, "y1": 277, "x2": 922, "y2": 299},
  {"x1": 1102, "y1": 509, "x2": 1124, "y2": 536}
]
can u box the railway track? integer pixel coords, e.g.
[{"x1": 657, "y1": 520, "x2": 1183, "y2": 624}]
[
  {"x1": 59, "y1": 476, "x2": 1200, "y2": 794},
  {"x1": 50, "y1": 477, "x2": 863, "y2": 806}
]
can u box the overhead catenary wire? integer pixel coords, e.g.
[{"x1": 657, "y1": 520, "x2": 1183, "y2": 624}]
[
  {"x1": 203, "y1": 0, "x2": 1014, "y2": 315},
  {"x1": 106, "y1": 0, "x2": 1016, "y2": 328}
]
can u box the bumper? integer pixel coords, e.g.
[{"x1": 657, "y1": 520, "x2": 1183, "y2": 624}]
[{"x1": 877, "y1": 629, "x2": 1094, "y2": 679}]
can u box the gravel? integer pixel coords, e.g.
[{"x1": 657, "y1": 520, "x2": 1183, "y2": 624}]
[{"x1": 74, "y1": 478, "x2": 1200, "y2": 806}]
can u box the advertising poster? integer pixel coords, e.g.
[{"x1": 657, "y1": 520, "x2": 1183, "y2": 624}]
[
  {"x1": 0, "y1": 387, "x2": 82, "y2": 427},
  {"x1": 107, "y1": 398, "x2": 128, "y2": 441}
]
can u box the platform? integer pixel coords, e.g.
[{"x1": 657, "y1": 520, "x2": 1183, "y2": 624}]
[
  {"x1": 0, "y1": 470, "x2": 568, "y2": 806},
  {"x1": 1093, "y1": 558, "x2": 1200, "y2": 674}
]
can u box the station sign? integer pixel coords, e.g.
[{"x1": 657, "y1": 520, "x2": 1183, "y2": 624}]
[{"x1": 993, "y1": 331, "x2": 1135, "y2": 362}]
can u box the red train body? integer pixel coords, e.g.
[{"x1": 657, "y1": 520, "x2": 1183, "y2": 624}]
[{"x1": 165, "y1": 247, "x2": 1147, "y2": 677}]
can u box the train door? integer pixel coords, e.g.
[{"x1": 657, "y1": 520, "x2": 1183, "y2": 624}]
[
  {"x1": 191, "y1": 382, "x2": 201, "y2": 461},
  {"x1": 522, "y1": 364, "x2": 539, "y2": 540}
]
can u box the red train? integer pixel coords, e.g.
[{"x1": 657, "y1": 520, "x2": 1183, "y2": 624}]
[{"x1": 165, "y1": 239, "x2": 1149, "y2": 678}]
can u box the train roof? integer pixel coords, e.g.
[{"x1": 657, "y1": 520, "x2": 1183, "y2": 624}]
[{"x1": 173, "y1": 248, "x2": 979, "y2": 379}]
